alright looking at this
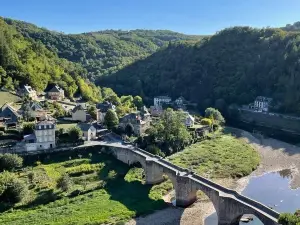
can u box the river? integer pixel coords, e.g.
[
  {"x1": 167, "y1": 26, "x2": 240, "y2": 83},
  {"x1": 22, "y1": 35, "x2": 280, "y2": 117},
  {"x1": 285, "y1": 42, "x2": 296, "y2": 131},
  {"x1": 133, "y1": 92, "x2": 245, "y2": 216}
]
[{"x1": 205, "y1": 169, "x2": 300, "y2": 225}]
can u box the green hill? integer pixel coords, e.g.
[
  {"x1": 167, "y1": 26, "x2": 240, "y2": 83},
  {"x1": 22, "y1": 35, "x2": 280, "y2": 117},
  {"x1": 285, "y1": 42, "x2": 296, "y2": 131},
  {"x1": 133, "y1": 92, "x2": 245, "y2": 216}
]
[
  {"x1": 99, "y1": 27, "x2": 300, "y2": 115},
  {"x1": 4, "y1": 18, "x2": 202, "y2": 82}
]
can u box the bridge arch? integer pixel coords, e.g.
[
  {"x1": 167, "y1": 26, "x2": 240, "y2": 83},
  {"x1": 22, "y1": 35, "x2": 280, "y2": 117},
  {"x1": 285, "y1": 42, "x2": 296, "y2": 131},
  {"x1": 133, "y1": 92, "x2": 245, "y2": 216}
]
[{"x1": 230, "y1": 209, "x2": 276, "y2": 225}]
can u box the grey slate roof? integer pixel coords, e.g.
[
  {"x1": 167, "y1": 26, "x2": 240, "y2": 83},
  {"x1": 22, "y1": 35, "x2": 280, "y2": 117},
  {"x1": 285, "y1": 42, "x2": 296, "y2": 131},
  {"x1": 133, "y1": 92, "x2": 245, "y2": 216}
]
[
  {"x1": 78, "y1": 123, "x2": 95, "y2": 131},
  {"x1": 35, "y1": 121, "x2": 55, "y2": 130},
  {"x1": 72, "y1": 104, "x2": 85, "y2": 113},
  {"x1": 96, "y1": 101, "x2": 115, "y2": 112},
  {"x1": 48, "y1": 85, "x2": 63, "y2": 93}
]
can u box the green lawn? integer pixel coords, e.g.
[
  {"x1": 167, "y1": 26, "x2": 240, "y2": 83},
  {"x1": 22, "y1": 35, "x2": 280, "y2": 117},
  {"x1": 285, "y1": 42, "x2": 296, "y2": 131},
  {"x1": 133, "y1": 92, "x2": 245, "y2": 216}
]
[
  {"x1": 56, "y1": 121, "x2": 78, "y2": 131},
  {"x1": 168, "y1": 134, "x2": 260, "y2": 178},
  {"x1": 0, "y1": 91, "x2": 21, "y2": 106},
  {"x1": 0, "y1": 148, "x2": 167, "y2": 225}
]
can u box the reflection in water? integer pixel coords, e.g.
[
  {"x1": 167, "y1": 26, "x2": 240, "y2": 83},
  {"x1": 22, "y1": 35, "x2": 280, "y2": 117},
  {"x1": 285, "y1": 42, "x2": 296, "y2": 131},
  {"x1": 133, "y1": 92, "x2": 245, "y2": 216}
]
[{"x1": 205, "y1": 169, "x2": 300, "y2": 225}]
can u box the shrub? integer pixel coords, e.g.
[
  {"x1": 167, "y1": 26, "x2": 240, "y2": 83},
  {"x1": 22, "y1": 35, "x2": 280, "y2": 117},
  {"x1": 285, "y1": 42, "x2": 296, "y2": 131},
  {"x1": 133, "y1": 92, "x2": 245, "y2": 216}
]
[
  {"x1": 0, "y1": 171, "x2": 28, "y2": 203},
  {"x1": 200, "y1": 118, "x2": 212, "y2": 126},
  {"x1": 279, "y1": 211, "x2": 300, "y2": 225},
  {"x1": 57, "y1": 174, "x2": 73, "y2": 192},
  {"x1": 146, "y1": 145, "x2": 165, "y2": 157},
  {"x1": 68, "y1": 126, "x2": 82, "y2": 140},
  {"x1": 0, "y1": 153, "x2": 23, "y2": 171},
  {"x1": 0, "y1": 131, "x2": 4, "y2": 136}
]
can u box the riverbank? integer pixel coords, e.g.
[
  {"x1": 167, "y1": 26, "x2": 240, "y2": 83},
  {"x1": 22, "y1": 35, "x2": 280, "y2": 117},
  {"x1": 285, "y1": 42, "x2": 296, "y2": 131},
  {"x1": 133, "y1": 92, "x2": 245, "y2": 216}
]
[{"x1": 126, "y1": 128, "x2": 300, "y2": 225}]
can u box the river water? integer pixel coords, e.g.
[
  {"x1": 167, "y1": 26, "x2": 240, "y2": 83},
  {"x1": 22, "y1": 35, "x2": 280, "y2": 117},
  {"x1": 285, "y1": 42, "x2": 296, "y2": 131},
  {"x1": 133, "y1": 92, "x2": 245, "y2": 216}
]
[{"x1": 205, "y1": 169, "x2": 300, "y2": 225}]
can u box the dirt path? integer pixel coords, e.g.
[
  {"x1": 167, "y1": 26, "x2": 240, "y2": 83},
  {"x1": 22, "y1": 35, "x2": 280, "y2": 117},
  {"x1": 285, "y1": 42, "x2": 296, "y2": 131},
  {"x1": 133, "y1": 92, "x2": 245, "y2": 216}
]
[{"x1": 126, "y1": 129, "x2": 300, "y2": 225}]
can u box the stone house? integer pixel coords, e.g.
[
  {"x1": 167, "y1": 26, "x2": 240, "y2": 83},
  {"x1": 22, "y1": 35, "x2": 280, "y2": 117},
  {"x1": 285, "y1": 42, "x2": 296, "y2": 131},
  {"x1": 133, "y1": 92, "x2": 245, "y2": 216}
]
[
  {"x1": 0, "y1": 103, "x2": 21, "y2": 126},
  {"x1": 22, "y1": 101, "x2": 49, "y2": 121},
  {"x1": 119, "y1": 107, "x2": 151, "y2": 136},
  {"x1": 23, "y1": 121, "x2": 56, "y2": 151},
  {"x1": 24, "y1": 85, "x2": 38, "y2": 100},
  {"x1": 154, "y1": 96, "x2": 172, "y2": 107},
  {"x1": 96, "y1": 101, "x2": 115, "y2": 123},
  {"x1": 47, "y1": 85, "x2": 64, "y2": 100},
  {"x1": 254, "y1": 96, "x2": 272, "y2": 112},
  {"x1": 78, "y1": 123, "x2": 97, "y2": 141},
  {"x1": 183, "y1": 111, "x2": 195, "y2": 127},
  {"x1": 71, "y1": 105, "x2": 87, "y2": 122}
]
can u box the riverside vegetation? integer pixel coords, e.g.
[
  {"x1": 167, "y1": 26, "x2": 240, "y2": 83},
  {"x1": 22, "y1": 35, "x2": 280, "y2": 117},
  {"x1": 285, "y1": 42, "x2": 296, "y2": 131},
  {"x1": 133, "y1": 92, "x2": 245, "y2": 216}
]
[{"x1": 0, "y1": 131, "x2": 260, "y2": 225}]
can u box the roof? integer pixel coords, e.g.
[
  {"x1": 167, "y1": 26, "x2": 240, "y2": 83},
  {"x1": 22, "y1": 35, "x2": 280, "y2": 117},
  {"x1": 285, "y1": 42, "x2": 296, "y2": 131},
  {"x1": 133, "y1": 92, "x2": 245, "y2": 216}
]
[
  {"x1": 48, "y1": 85, "x2": 63, "y2": 93},
  {"x1": 255, "y1": 96, "x2": 272, "y2": 102},
  {"x1": 78, "y1": 123, "x2": 95, "y2": 131},
  {"x1": 96, "y1": 101, "x2": 115, "y2": 112},
  {"x1": 35, "y1": 121, "x2": 55, "y2": 130},
  {"x1": 24, "y1": 85, "x2": 35, "y2": 94},
  {"x1": 0, "y1": 103, "x2": 20, "y2": 118},
  {"x1": 72, "y1": 104, "x2": 85, "y2": 113},
  {"x1": 155, "y1": 96, "x2": 171, "y2": 100},
  {"x1": 23, "y1": 133, "x2": 36, "y2": 141},
  {"x1": 119, "y1": 112, "x2": 140, "y2": 123}
]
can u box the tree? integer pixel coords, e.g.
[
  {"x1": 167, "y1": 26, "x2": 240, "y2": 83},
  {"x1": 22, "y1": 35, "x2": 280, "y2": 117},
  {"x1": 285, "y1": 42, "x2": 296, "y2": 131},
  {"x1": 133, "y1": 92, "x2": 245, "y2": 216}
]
[
  {"x1": 0, "y1": 154, "x2": 23, "y2": 171},
  {"x1": 145, "y1": 145, "x2": 165, "y2": 157},
  {"x1": 23, "y1": 122, "x2": 35, "y2": 135},
  {"x1": 147, "y1": 108, "x2": 192, "y2": 153},
  {"x1": 205, "y1": 107, "x2": 225, "y2": 124},
  {"x1": 133, "y1": 96, "x2": 143, "y2": 109},
  {"x1": 125, "y1": 123, "x2": 134, "y2": 137},
  {"x1": 68, "y1": 126, "x2": 82, "y2": 140},
  {"x1": 200, "y1": 118, "x2": 212, "y2": 126},
  {"x1": 104, "y1": 109, "x2": 119, "y2": 130},
  {"x1": 279, "y1": 210, "x2": 300, "y2": 225},
  {"x1": 56, "y1": 174, "x2": 72, "y2": 192},
  {"x1": 0, "y1": 171, "x2": 28, "y2": 203},
  {"x1": 87, "y1": 105, "x2": 97, "y2": 120}
]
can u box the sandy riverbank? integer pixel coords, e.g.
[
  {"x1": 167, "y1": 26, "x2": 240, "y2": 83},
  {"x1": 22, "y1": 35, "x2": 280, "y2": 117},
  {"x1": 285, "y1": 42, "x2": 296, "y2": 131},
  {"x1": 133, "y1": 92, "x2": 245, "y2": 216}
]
[{"x1": 126, "y1": 129, "x2": 300, "y2": 225}]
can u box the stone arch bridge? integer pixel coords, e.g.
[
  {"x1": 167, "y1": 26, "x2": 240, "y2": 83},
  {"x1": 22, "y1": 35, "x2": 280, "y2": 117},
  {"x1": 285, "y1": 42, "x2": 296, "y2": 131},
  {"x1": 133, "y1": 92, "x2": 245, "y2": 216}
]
[{"x1": 80, "y1": 142, "x2": 280, "y2": 225}]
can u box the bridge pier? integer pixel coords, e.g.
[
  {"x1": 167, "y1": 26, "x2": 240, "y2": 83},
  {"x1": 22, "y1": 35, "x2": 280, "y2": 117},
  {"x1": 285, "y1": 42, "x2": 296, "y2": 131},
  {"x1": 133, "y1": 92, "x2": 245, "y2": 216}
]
[
  {"x1": 145, "y1": 160, "x2": 165, "y2": 184},
  {"x1": 175, "y1": 174, "x2": 197, "y2": 207}
]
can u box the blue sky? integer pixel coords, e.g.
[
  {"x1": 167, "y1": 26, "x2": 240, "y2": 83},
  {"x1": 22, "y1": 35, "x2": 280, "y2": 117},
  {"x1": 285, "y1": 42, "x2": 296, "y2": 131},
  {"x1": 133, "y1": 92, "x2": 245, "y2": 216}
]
[{"x1": 0, "y1": 0, "x2": 299, "y2": 34}]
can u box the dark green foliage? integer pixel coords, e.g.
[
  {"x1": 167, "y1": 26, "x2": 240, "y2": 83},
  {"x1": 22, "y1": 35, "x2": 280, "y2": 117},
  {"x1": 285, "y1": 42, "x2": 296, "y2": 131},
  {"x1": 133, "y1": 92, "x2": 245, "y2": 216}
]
[
  {"x1": 125, "y1": 123, "x2": 134, "y2": 137},
  {"x1": 0, "y1": 171, "x2": 28, "y2": 203},
  {"x1": 133, "y1": 96, "x2": 143, "y2": 109},
  {"x1": 56, "y1": 174, "x2": 72, "y2": 192},
  {"x1": 104, "y1": 109, "x2": 119, "y2": 130},
  {"x1": 23, "y1": 122, "x2": 35, "y2": 135},
  {"x1": 279, "y1": 210, "x2": 300, "y2": 225},
  {"x1": 145, "y1": 145, "x2": 165, "y2": 157},
  {"x1": 0, "y1": 154, "x2": 23, "y2": 171},
  {"x1": 87, "y1": 105, "x2": 97, "y2": 120},
  {"x1": 100, "y1": 27, "x2": 300, "y2": 115},
  {"x1": 205, "y1": 107, "x2": 225, "y2": 124},
  {"x1": 68, "y1": 126, "x2": 83, "y2": 140}
]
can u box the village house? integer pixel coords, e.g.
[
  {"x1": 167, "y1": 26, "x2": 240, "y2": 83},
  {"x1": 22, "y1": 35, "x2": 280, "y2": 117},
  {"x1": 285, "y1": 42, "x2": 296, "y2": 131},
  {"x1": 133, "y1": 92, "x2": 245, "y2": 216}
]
[
  {"x1": 78, "y1": 123, "x2": 97, "y2": 141},
  {"x1": 47, "y1": 85, "x2": 64, "y2": 100},
  {"x1": 22, "y1": 101, "x2": 50, "y2": 121},
  {"x1": 0, "y1": 103, "x2": 21, "y2": 126},
  {"x1": 183, "y1": 111, "x2": 195, "y2": 127},
  {"x1": 150, "y1": 105, "x2": 163, "y2": 117},
  {"x1": 254, "y1": 96, "x2": 273, "y2": 112},
  {"x1": 154, "y1": 96, "x2": 172, "y2": 107},
  {"x1": 71, "y1": 105, "x2": 87, "y2": 122},
  {"x1": 119, "y1": 106, "x2": 151, "y2": 136},
  {"x1": 175, "y1": 96, "x2": 186, "y2": 106},
  {"x1": 23, "y1": 121, "x2": 56, "y2": 151},
  {"x1": 96, "y1": 101, "x2": 115, "y2": 123},
  {"x1": 23, "y1": 85, "x2": 38, "y2": 100}
]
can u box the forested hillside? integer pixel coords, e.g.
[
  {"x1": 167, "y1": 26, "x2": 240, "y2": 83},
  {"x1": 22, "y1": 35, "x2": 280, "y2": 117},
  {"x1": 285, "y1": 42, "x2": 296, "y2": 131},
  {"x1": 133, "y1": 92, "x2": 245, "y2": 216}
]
[
  {"x1": 0, "y1": 18, "x2": 101, "y2": 102},
  {"x1": 4, "y1": 18, "x2": 201, "y2": 82},
  {"x1": 99, "y1": 27, "x2": 300, "y2": 115}
]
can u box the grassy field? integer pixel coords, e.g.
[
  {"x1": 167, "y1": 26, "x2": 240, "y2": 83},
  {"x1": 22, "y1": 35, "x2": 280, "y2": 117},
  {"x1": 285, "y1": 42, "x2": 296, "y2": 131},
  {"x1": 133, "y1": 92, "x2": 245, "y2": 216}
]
[
  {"x1": 0, "y1": 148, "x2": 167, "y2": 225},
  {"x1": 0, "y1": 91, "x2": 21, "y2": 106},
  {"x1": 56, "y1": 121, "x2": 78, "y2": 131},
  {"x1": 168, "y1": 133, "x2": 260, "y2": 178}
]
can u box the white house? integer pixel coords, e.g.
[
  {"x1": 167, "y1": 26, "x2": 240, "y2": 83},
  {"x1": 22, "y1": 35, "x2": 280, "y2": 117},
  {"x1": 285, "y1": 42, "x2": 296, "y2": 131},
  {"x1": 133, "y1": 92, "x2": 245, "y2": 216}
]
[
  {"x1": 183, "y1": 112, "x2": 195, "y2": 127},
  {"x1": 78, "y1": 123, "x2": 97, "y2": 141},
  {"x1": 154, "y1": 96, "x2": 172, "y2": 107},
  {"x1": 254, "y1": 96, "x2": 272, "y2": 112},
  {"x1": 71, "y1": 105, "x2": 87, "y2": 122},
  {"x1": 96, "y1": 101, "x2": 115, "y2": 123},
  {"x1": 24, "y1": 121, "x2": 56, "y2": 151},
  {"x1": 175, "y1": 96, "x2": 186, "y2": 106},
  {"x1": 24, "y1": 85, "x2": 37, "y2": 100}
]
